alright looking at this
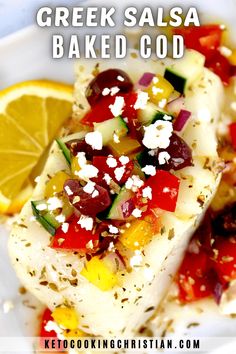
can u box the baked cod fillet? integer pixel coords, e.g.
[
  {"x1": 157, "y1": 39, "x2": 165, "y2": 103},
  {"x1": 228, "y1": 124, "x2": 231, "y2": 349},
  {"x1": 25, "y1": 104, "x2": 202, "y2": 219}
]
[{"x1": 9, "y1": 53, "x2": 224, "y2": 336}]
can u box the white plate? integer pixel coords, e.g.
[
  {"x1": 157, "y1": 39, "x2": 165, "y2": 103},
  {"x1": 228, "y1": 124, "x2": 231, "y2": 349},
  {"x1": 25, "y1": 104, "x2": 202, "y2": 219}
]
[{"x1": 1, "y1": 0, "x2": 236, "y2": 353}]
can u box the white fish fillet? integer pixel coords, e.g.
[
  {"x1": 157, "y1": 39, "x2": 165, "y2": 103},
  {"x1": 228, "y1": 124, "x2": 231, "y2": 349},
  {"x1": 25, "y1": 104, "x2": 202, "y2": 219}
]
[{"x1": 9, "y1": 54, "x2": 224, "y2": 336}]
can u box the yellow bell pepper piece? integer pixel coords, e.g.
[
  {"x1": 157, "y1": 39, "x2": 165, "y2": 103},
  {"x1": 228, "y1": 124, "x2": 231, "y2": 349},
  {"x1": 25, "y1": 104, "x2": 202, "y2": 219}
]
[
  {"x1": 119, "y1": 219, "x2": 156, "y2": 251},
  {"x1": 71, "y1": 155, "x2": 82, "y2": 177},
  {"x1": 52, "y1": 307, "x2": 79, "y2": 330},
  {"x1": 44, "y1": 171, "x2": 70, "y2": 198},
  {"x1": 108, "y1": 136, "x2": 142, "y2": 157},
  {"x1": 228, "y1": 49, "x2": 236, "y2": 66},
  {"x1": 146, "y1": 74, "x2": 174, "y2": 105},
  {"x1": 80, "y1": 256, "x2": 117, "y2": 291}
]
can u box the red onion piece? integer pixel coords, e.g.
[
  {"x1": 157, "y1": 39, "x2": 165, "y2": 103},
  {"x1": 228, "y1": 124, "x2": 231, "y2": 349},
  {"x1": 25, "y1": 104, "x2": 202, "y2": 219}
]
[
  {"x1": 167, "y1": 96, "x2": 185, "y2": 116},
  {"x1": 104, "y1": 252, "x2": 126, "y2": 272},
  {"x1": 213, "y1": 281, "x2": 224, "y2": 305},
  {"x1": 173, "y1": 109, "x2": 191, "y2": 132},
  {"x1": 121, "y1": 198, "x2": 135, "y2": 218},
  {"x1": 138, "y1": 72, "x2": 155, "y2": 87}
]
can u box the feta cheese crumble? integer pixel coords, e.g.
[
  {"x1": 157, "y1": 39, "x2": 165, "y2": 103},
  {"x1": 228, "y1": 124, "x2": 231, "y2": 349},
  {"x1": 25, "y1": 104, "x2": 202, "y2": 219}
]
[
  {"x1": 113, "y1": 133, "x2": 120, "y2": 143},
  {"x1": 163, "y1": 114, "x2": 173, "y2": 121},
  {"x1": 108, "y1": 225, "x2": 119, "y2": 234},
  {"x1": 45, "y1": 320, "x2": 65, "y2": 340},
  {"x1": 83, "y1": 181, "x2": 96, "y2": 194},
  {"x1": 142, "y1": 120, "x2": 173, "y2": 149},
  {"x1": 78, "y1": 165, "x2": 98, "y2": 181},
  {"x1": 85, "y1": 131, "x2": 103, "y2": 150},
  {"x1": 114, "y1": 166, "x2": 125, "y2": 182},
  {"x1": 102, "y1": 87, "x2": 110, "y2": 96},
  {"x1": 106, "y1": 156, "x2": 117, "y2": 168},
  {"x1": 119, "y1": 155, "x2": 129, "y2": 165},
  {"x1": 132, "y1": 208, "x2": 142, "y2": 218},
  {"x1": 134, "y1": 91, "x2": 149, "y2": 110},
  {"x1": 78, "y1": 215, "x2": 94, "y2": 231},
  {"x1": 92, "y1": 189, "x2": 99, "y2": 198},
  {"x1": 55, "y1": 214, "x2": 66, "y2": 223},
  {"x1": 152, "y1": 86, "x2": 163, "y2": 95},
  {"x1": 109, "y1": 96, "x2": 125, "y2": 117},
  {"x1": 110, "y1": 86, "x2": 120, "y2": 96},
  {"x1": 77, "y1": 152, "x2": 87, "y2": 167},
  {"x1": 130, "y1": 250, "x2": 143, "y2": 268},
  {"x1": 142, "y1": 186, "x2": 152, "y2": 200},
  {"x1": 35, "y1": 203, "x2": 47, "y2": 211},
  {"x1": 158, "y1": 151, "x2": 171, "y2": 165},
  {"x1": 61, "y1": 222, "x2": 69, "y2": 234},
  {"x1": 158, "y1": 98, "x2": 167, "y2": 109},
  {"x1": 141, "y1": 165, "x2": 156, "y2": 176},
  {"x1": 125, "y1": 175, "x2": 144, "y2": 192},
  {"x1": 103, "y1": 173, "x2": 112, "y2": 185},
  {"x1": 47, "y1": 197, "x2": 63, "y2": 211}
]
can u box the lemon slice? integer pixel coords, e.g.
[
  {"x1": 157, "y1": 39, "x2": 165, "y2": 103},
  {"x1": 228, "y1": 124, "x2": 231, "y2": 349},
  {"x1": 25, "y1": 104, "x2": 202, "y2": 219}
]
[{"x1": 0, "y1": 80, "x2": 73, "y2": 213}]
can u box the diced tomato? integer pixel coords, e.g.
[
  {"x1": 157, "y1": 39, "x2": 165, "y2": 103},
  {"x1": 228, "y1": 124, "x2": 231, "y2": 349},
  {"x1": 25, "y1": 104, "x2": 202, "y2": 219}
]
[
  {"x1": 122, "y1": 92, "x2": 142, "y2": 139},
  {"x1": 211, "y1": 236, "x2": 236, "y2": 285},
  {"x1": 39, "y1": 308, "x2": 60, "y2": 351},
  {"x1": 40, "y1": 308, "x2": 57, "y2": 338},
  {"x1": 92, "y1": 156, "x2": 134, "y2": 185},
  {"x1": 177, "y1": 251, "x2": 213, "y2": 302},
  {"x1": 229, "y1": 122, "x2": 236, "y2": 150},
  {"x1": 81, "y1": 95, "x2": 116, "y2": 126},
  {"x1": 136, "y1": 170, "x2": 180, "y2": 212},
  {"x1": 206, "y1": 51, "x2": 232, "y2": 85},
  {"x1": 50, "y1": 216, "x2": 99, "y2": 252},
  {"x1": 174, "y1": 25, "x2": 223, "y2": 60}
]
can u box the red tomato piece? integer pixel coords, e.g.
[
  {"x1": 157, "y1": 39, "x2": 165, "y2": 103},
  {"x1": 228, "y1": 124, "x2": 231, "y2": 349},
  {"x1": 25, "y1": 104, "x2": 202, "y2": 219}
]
[
  {"x1": 206, "y1": 51, "x2": 232, "y2": 85},
  {"x1": 81, "y1": 95, "x2": 116, "y2": 126},
  {"x1": 137, "y1": 170, "x2": 180, "y2": 212},
  {"x1": 177, "y1": 251, "x2": 213, "y2": 302},
  {"x1": 39, "y1": 308, "x2": 57, "y2": 338},
  {"x1": 39, "y1": 308, "x2": 60, "y2": 351},
  {"x1": 122, "y1": 92, "x2": 142, "y2": 139},
  {"x1": 174, "y1": 24, "x2": 223, "y2": 59},
  {"x1": 229, "y1": 122, "x2": 236, "y2": 150},
  {"x1": 92, "y1": 156, "x2": 134, "y2": 185},
  {"x1": 50, "y1": 216, "x2": 99, "y2": 252},
  {"x1": 211, "y1": 236, "x2": 236, "y2": 285}
]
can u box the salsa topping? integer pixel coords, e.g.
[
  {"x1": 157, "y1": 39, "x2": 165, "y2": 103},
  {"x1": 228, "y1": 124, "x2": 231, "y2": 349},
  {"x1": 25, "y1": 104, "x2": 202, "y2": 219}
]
[
  {"x1": 31, "y1": 63, "x2": 197, "y2": 288},
  {"x1": 177, "y1": 206, "x2": 236, "y2": 303}
]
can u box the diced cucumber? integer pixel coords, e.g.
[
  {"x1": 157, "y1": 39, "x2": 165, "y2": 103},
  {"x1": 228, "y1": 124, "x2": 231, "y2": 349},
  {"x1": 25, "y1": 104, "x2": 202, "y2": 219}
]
[
  {"x1": 164, "y1": 50, "x2": 205, "y2": 94},
  {"x1": 106, "y1": 187, "x2": 134, "y2": 220},
  {"x1": 63, "y1": 131, "x2": 87, "y2": 142},
  {"x1": 56, "y1": 138, "x2": 71, "y2": 165},
  {"x1": 94, "y1": 117, "x2": 128, "y2": 145},
  {"x1": 136, "y1": 150, "x2": 156, "y2": 169},
  {"x1": 132, "y1": 161, "x2": 146, "y2": 180},
  {"x1": 136, "y1": 151, "x2": 146, "y2": 168},
  {"x1": 138, "y1": 102, "x2": 173, "y2": 125},
  {"x1": 31, "y1": 200, "x2": 61, "y2": 236}
]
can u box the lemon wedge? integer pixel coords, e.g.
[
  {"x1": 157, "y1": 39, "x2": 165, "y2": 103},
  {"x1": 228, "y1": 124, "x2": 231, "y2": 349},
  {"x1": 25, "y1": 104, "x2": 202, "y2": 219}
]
[{"x1": 0, "y1": 80, "x2": 73, "y2": 213}]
